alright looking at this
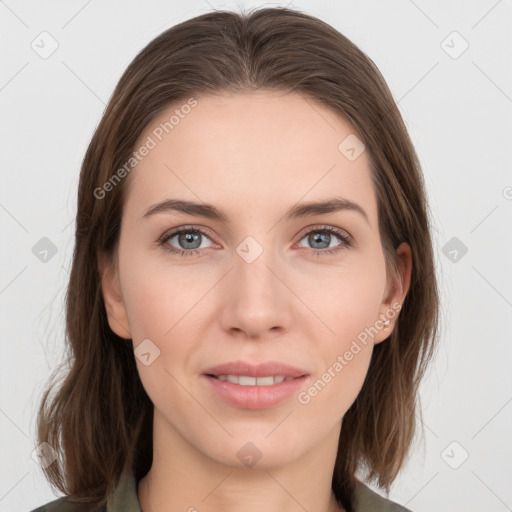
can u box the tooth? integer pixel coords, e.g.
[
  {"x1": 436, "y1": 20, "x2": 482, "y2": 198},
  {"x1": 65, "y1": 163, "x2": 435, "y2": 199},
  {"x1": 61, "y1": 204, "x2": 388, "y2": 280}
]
[
  {"x1": 256, "y1": 376, "x2": 275, "y2": 386},
  {"x1": 213, "y1": 375, "x2": 290, "y2": 385},
  {"x1": 238, "y1": 376, "x2": 257, "y2": 386}
]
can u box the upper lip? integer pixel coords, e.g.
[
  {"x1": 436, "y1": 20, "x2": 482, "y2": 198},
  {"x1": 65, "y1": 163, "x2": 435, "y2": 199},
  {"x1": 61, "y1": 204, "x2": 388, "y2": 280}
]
[{"x1": 202, "y1": 360, "x2": 309, "y2": 378}]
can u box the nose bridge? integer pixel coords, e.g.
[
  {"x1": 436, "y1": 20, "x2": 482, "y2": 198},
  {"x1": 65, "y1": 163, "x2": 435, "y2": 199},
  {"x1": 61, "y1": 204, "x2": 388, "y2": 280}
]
[
  {"x1": 220, "y1": 234, "x2": 291, "y2": 337},
  {"x1": 237, "y1": 241, "x2": 276, "y2": 293}
]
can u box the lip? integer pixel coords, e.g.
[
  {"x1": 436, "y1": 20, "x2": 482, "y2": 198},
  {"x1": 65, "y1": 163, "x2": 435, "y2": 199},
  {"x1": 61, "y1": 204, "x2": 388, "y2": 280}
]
[
  {"x1": 201, "y1": 360, "x2": 309, "y2": 378},
  {"x1": 201, "y1": 360, "x2": 310, "y2": 410}
]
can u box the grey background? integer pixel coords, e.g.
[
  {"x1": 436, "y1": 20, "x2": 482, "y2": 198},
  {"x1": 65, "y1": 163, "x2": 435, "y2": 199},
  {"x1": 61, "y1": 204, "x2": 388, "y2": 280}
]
[{"x1": 1, "y1": 1, "x2": 511, "y2": 511}]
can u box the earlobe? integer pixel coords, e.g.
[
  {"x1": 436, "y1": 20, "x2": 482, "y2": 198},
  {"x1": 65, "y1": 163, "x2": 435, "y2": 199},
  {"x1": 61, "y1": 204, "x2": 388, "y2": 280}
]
[
  {"x1": 97, "y1": 252, "x2": 132, "y2": 340},
  {"x1": 374, "y1": 242, "x2": 412, "y2": 345}
]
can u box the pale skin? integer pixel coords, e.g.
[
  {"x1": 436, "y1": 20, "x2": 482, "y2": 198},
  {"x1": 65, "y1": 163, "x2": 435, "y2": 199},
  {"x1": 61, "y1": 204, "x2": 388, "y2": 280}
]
[{"x1": 99, "y1": 90, "x2": 412, "y2": 512}]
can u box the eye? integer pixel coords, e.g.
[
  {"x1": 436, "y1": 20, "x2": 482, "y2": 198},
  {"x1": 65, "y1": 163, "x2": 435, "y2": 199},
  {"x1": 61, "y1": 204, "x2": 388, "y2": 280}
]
[
  {"x1": 158, "y1": 227, "x2": 216, "y2": 257},
  {"x1": 157, "y1": 225, "x2": 352, "y2": 258},
  {"x1": 296, "y1": 226, "x2": 352, "y2": 256}
]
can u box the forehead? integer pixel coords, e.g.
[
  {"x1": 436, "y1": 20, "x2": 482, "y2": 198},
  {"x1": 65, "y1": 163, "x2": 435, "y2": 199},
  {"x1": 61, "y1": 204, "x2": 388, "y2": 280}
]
[{"x1": 124, "y1": 91, "x2": 378, "y2": 228}]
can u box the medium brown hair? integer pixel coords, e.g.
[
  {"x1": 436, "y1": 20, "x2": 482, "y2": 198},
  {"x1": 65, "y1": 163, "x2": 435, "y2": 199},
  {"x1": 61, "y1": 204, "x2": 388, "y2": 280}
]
[{"x1": 36, "y1": 6, "x2": 439, "y2": 511}]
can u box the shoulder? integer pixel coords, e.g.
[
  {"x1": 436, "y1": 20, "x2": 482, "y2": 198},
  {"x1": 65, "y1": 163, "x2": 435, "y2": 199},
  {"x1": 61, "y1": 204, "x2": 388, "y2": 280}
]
[
  {"x1": 29, "y1": 496, "x2": 106, "y2": 512},
  {"x1": 29, "y1": 467, "x2": 138, "y2": 512},
  {"x1": 353, "y1": 480, "x2": 412, "y2": 512}
]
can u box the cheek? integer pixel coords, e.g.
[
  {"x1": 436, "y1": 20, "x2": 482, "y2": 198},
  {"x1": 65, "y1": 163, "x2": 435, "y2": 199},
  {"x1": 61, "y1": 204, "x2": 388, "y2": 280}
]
[
  {"x1": 117, "y1": 240, "x2": 208, "y2": 387},
  {"x1": 299, "y1": 344, "x2": 373, "y2": 422},
  {"x1": 118, "y1": 238, "x2": 202, "y2": 341},
  {"x1": 299, "y1": 279, "x2": 378, "y2": 419},
  {"x1": 119, "y1": 256, "x2": 200, "y2": 413},
  {"x1": 296, "y1": 255, "x2": 385, "y2": 412},
  {"x1": 299, "y1": 252, "x2": 387, "y2": 342}
]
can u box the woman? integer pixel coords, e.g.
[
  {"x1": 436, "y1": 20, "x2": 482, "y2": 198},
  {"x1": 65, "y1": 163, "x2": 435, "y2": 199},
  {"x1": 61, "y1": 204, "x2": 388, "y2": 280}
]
[{"x1": 31, "y1": 6, "x2": 439, "y2": 512}]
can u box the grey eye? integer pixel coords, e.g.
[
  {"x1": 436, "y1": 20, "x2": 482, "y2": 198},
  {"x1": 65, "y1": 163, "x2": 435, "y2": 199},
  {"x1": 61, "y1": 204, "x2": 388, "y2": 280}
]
[
  {"x1": 165, "y1": 230, "x2": 214, "y2": 251},
  {"x1": 298, "y1": 230, "x2": 344, "y2": 250}
]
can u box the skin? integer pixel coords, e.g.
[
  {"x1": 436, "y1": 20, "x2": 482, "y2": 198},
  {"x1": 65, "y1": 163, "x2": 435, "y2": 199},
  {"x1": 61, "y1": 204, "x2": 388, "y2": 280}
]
[{"x1": 99, "y1": 90, "x2": 412, "y2": 512}]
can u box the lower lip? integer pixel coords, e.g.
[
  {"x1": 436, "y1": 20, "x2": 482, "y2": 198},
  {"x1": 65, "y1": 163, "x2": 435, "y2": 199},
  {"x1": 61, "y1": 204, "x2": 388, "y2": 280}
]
[{"x1": 202, "y1": 375, "x2": 309, "y2": 410}]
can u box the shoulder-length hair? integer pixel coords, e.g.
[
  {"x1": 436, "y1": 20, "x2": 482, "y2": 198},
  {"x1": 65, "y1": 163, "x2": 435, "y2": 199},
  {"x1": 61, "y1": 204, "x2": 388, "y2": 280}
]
[{"x1": 36, "y1": 7, "x2": 439, "y2": 511}]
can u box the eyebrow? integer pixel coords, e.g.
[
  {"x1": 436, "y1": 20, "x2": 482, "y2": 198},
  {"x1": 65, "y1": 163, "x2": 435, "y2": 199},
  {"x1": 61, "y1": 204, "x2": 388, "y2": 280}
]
[{"x1": 140, "y1": 196, "x2": 369, "y2": 225}]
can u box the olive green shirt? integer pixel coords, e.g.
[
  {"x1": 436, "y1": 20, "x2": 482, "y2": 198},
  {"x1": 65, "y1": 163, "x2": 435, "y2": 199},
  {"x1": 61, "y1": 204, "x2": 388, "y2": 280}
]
[{"x1": 31, "y1": 468, "x2": 412, "y2": 512}]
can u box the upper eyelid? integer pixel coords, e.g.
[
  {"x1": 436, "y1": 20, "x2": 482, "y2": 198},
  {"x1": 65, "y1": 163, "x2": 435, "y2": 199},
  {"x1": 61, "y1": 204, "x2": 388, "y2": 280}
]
[
  {"x1": 160, "y1": 225, "x2": 216, "y2": 243},
  {"x1": 296, "y1": 224, "x2": 350, "y2": 239}
]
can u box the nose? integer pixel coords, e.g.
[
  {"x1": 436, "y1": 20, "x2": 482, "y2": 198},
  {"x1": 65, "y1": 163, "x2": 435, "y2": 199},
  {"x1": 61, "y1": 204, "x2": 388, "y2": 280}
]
[{"x1": 218, "y1": 242, "x2": 293, "y2": 340}]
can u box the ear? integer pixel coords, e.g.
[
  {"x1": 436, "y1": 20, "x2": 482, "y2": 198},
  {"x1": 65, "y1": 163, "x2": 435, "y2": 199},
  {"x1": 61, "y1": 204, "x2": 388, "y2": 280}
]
[
  {"x1": 98, "y1": 251, "x2": 132, "y2": 339},
  {"x1": 373, "y1": 242, "x2": 412, "y2": 345}
]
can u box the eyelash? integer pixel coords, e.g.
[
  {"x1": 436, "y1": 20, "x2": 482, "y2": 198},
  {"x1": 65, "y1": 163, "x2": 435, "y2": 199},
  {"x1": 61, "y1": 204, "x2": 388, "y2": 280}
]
[{"x1": 157, "y1": 225, "x2": 352, "y2": 258}]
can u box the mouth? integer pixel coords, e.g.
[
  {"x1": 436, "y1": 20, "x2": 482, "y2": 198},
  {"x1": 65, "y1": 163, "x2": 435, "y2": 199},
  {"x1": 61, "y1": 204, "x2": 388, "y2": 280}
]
[
  {"x1": 201, "y1": 369, "x2": 309, "y2": 410},
  {"x1": 200, "y1": 360, "x2": 310, "y2": 409},
  {"x1": 201, "y1": 360, "x2": 309, "y2": 380},
  {"x1": 205, "y1": 374, "x2": 301, "y2": 385}
]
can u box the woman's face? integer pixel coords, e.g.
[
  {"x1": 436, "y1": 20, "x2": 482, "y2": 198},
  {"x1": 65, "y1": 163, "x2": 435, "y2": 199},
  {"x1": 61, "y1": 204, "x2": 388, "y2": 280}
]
[{"x1": 100, "y1": 90, "x2": 410, "y2": 469}]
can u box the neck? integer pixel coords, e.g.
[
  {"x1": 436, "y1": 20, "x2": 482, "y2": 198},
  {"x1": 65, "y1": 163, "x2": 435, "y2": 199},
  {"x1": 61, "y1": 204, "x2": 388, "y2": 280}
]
[{"x1": 137, "y1": 410, "x2": 345, "y2": 512}]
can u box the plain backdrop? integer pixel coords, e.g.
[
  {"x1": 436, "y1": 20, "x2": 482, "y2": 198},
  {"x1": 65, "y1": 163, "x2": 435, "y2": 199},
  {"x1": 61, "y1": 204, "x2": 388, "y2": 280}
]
[{"x1": 1, "y1": 1, "x2": 511, "y2": 511}]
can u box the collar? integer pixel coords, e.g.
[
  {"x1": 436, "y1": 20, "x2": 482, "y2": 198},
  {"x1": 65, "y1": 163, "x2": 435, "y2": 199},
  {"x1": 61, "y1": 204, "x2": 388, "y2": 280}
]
[{"x1": 106, "y1": 467, "x2": 141, "y2": 512}]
